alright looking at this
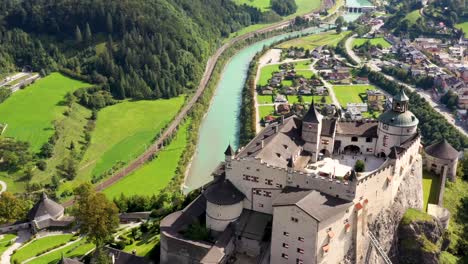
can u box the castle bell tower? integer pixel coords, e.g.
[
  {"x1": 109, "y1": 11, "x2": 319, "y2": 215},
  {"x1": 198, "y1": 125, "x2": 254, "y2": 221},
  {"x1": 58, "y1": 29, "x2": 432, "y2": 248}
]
[
  {"x1": 302, "y1": 100, "x2": 323, "y2": 162},
  {"x1": 376, "y1": 89, "x2": 419, "y2": 157}
]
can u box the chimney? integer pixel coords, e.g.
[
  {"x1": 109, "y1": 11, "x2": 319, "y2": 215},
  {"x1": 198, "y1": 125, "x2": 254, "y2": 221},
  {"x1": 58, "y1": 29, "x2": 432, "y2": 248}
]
[
  {"x1": 281, "y1": 115, "x2": 285, "y2": 124},
  {"x1": 261, "y1": 140, "x2": 264, "y2": 149},
  {"x1": 274, "y1": 125, "x2": 279, "y2": 133}
]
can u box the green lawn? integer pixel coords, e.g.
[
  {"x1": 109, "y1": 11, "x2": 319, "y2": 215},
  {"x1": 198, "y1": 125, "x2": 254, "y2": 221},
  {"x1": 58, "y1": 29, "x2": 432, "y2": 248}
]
[
  {"x1": 287, "y1": 95, "x2": 332, "y2": 104},
  {"x1": 332, "y1": 85, "x2": 376, "y2": 108},
  {"x1": 404, "y1": 9, "x2": 421, "y2": 24},
  {"x1": 443, "y1": 179, "x2": 468, "y2": 253},
  {"x1": 0, "y1": 234, "x2": 17, "y2": 256},
  {"x1": 123, "y1": 234, "x2": 160, "y2": 257},
  {"x1": 0, "y1": 73, "x2": 90, "y2": 152},
  {"x1": 258, "y1": 64, "x2": 280, "y2": 86},
  {"x1": 33, "y1": 102, "x2": 91, "y2": 185},
  {"x1": 455, "y1": 22, "x2": 468, "y2": 38},
  {"x1": 27, "y1": 239, "x2": 94, "y2": 264},
  {"x1": 0, "y1": 172, "x2": 26, "y2": 193},
  {"x1": 422, "y1": 170, "x2": 441, "y2": 211},
  {"x1": 12, "y1": 234, "x2": 74, "y2": 263},
  {"x1": 293, "y1": 60, "x2": 312, "y2": 70},
  {"x1": 259, "y1": 106, "x2": 276, "y2": 119},
  {"x1": 61, "y1": 97, "x2": 185, "y2": 193},
  {"x1": 277, "y1": 31, "x2": 349, "y2": 50},
  {"x1": 353, "y1": 37, "x2": 391, "y2": 48},
  {"x1": 103, "y1": 119, "x2": 191, "y2": 199},
  {"x1": 257, "y1": 95, "x2": 274, "y2": 104},
  {"x1": 281, "y1": 80, "x2": 293, "y2": 87}
]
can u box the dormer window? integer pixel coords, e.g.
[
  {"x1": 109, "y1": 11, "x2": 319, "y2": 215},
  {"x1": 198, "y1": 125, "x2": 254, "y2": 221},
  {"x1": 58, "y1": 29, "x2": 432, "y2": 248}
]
[
  {"x1": 276, "y1": 153, "x2": 281, "y2": 158},
  {"x1": 283, "y1": 144, "x2": 288, "y2": 149}
]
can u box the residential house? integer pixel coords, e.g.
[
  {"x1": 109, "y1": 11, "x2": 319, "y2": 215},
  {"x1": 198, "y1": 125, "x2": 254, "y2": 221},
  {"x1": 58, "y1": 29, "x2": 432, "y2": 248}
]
[
  {"x1": 355, "y1": 76, "x2": 369, "y2": 84},
  {"x1": 274, "y1": 94, "x2": 288, "y2": 103}
]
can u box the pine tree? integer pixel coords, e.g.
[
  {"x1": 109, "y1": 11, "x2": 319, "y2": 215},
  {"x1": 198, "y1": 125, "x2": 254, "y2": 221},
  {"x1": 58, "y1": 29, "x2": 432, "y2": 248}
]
[
  {"x1": 106, "y1": 13, "x2": 113, "y2": 33},
  {"x1": 75, "y1": 25, "x2": 83, "y2": 44},
  {"x1": 84, "y1": 23, "x2": 92, "y2": 43}
]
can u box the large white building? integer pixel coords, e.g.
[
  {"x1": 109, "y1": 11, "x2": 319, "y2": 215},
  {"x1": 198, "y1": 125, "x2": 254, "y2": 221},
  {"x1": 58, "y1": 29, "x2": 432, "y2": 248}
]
[{"x1": 161, "y1": 90, "x2": 424, "y2": 264}]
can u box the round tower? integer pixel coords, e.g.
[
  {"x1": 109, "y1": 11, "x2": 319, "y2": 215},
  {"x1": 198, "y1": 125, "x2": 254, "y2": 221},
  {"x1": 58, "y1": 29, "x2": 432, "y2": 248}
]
[
  {"x1": 204, "y1": 178, "x2": 244, "y2": 234},
  {"x1": 376, "y1": 90, "x2": 418, "y2": 157}
]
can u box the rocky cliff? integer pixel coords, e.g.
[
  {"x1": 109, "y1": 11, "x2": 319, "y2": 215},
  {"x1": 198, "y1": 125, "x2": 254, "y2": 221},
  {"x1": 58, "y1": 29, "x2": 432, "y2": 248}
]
[
  {"x1": 344, "y1": 155, "x2": 424, "y2": 264},
  {"x1": 397, "y1": 208, "x2": 446, "y2": 264}
]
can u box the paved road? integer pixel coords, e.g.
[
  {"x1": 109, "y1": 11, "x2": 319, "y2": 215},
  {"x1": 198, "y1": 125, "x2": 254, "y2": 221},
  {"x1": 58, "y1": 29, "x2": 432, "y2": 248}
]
[
  {"x1": 62, "y1": 10, "x2": 327, "y2": 207},
  {"x1": 1, "y1": 230, "x2": 32, "y2": 264}
]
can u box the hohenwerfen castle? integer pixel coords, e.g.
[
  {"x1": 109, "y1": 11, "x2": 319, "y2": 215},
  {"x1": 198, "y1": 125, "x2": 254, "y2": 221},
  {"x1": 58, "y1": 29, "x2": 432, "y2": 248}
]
[{"x1": 160, "y1": 90, "x2": 459, "y2": 264}]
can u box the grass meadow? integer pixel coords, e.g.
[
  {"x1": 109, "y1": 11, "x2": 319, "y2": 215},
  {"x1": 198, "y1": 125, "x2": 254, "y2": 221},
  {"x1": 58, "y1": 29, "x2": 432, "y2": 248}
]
[
  {"x1": 59, "y1": 97, "x2": 185, "y2": 193},
  {"x1": 277, "y1": 31, "x2": 349, "y2": 50},
  {"x1": 353, "y1": 37, "x2": 391, "y2": 48},
  {"x1": 332, "y1": 85, "x2": 376, "y2": 108},
  {"x1": 12, "y1": 234, "x2": 74, "y2": 263},
  {"x1": 443, "y1": 178, "x2": 468, "y2": 253},
  {"x1": 103, "y1": 118, "x2": 191, "y2": 199},
  {"x1": 455, "y1": 21, "x2": 468, "y2": 38},
  {"x1": 0, "y1": 234, "x2": 17, "y2": 256},
  {"x1": 0, "y1": 73, "x2": 90, "y2": 152}
]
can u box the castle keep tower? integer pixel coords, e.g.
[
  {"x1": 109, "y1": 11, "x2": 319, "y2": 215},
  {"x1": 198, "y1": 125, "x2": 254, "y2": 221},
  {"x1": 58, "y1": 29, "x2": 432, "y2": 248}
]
[
  {"x1": 376, "y1": 90, "x2": 418, "y2": 157},
  {"x1": 302, "y1": 101, "x2": 323, "y2": 162}
]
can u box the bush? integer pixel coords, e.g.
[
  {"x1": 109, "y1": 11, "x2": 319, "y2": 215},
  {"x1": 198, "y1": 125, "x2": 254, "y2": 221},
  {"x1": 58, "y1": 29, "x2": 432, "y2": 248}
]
[
  {"x1": 355, "y1": 160, "x2": 365, "y2": 172},
  {"x1": 36, "y1": 160, "x2": 47, "y2": 171}
]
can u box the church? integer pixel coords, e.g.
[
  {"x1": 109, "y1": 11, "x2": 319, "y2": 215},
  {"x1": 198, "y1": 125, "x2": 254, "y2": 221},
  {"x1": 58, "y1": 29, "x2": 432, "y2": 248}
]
[{"x1": 159, "y1": 90, "x2": 433, "y2": 264}]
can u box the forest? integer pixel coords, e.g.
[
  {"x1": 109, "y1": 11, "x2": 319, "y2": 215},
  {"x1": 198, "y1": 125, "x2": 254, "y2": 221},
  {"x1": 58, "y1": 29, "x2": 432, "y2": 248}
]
[{"x1": 0, "y1": 0, "x2": 269, "y2": 101}]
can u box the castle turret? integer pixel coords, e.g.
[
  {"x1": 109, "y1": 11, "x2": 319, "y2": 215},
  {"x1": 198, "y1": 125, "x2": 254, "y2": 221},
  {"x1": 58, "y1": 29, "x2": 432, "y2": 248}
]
[
  {"x1": 376, "y1": 90, "x2": 418, "y2": 157},
  {"x1": 302, "y1": 100, "x2": 323, "y2": 162},
  {"x1": 425, "y1": 140, "x2": 459, "y2": 182}
]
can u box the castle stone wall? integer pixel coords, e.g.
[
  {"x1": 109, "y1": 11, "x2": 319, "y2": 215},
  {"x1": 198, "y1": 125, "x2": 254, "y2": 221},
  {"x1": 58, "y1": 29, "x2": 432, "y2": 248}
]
[{"x1": 206, "y1": 201, "x2": 243, "y2": 232}]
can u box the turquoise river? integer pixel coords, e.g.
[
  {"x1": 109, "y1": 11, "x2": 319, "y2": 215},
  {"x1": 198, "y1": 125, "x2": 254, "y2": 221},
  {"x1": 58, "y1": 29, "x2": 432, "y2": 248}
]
[{"x1": 184, "y1": 26, "x2": 329, "y2": 191}]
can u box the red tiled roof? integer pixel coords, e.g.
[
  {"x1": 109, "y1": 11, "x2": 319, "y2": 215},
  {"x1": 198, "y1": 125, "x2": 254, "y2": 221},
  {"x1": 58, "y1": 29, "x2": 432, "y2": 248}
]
[{"x1": 355, "y1": 203, "x2": 363, "y2": 210}]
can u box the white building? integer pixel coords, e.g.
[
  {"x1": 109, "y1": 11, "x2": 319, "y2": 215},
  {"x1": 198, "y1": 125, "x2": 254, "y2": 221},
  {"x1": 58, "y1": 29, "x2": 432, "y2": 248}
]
[{"x1": 160, "y1": 90, "x2": 424, "y2": 264}]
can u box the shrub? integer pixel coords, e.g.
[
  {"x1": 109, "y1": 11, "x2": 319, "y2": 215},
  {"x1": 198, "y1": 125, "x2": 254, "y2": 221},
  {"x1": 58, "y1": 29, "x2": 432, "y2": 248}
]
[
  {"x1": 36, "y1": 160, "x2": 47, "y2": 171},
  {"x1": 355, "y1": 160, "x2": 365, "y2": 172}
]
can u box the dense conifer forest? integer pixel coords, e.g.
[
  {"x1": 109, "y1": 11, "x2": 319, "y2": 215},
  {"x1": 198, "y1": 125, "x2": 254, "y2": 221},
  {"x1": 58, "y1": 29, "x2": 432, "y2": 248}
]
[{"x1": 0, "y1": 0, "x2": 269, "y2": 100}]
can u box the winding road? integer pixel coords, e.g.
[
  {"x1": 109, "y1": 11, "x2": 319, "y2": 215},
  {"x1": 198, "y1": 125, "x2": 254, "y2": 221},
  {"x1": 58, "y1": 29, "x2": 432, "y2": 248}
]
[{"x1": 62, "y1": 10, "x2": 332, "y2": 207}]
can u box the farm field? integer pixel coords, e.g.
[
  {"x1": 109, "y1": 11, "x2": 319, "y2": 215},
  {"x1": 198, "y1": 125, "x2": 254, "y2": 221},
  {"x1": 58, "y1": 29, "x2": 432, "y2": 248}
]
[
  {"x1": 103, "y1": 119, "x2": 191, "y2": 199},
  {"x1": 228, "y1": 0, "x2": 322, "y2": 39},
  {"x1": 60, "y1": 96, "x2": 186, "y2": 194},
  {"x1": 353, "y1": 37, "x2": 391, "y2": 48},
  {"x1": 233, "y1": 0, "x2": 270, "y2": 11},
  {"x1": 12, "y1": 234, "x2": 74, "y2": 263},
  {"x1": 332, "y1": 85, "x2": 377, "y2": 108},
  {"x1": 277, "y1": 31, "x2": 349, "y2": 50},
  {"x1": 0, "y1": 73, "x2": 90, "y2": 152},
  {"x1": 26, "y1": 239, "x2": 94, "y2": 264},
  {"x1": 422, "y1": 170, "x2": 441, "y2": 211},
  {"x1": 0, "y1": 234, "x2": 17, "y2": 256}
]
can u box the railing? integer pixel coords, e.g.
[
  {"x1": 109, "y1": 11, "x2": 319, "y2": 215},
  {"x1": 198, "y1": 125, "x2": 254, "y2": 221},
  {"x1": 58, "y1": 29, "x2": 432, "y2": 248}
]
[{"x1": 367, "y1": 231, "x2": 392, "y2": 264}]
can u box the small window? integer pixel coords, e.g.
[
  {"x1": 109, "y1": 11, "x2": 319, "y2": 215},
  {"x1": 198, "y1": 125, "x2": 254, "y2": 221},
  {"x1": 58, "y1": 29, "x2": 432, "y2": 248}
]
[
  {"x1": 263, "y1": 191, "x2": 272, "y2": 197},
  {"x1": 282, "y1": 253, "x2": 288, "y2": 259},
  {"x1": 246, "y1": 167, "x2": 250, "y2": 170},
  {"x1": 297, "y1": 248, "x2": 304, "y2": 254},
  {"x1": 276, "y1": 183, "x2": 283, "y2": 188},
  {"x1": 296, "y1": 259, "x2": 304, "y2": 264},
  {"x1": 366, "y1": 137, "x2": 372, "y2": 142},
  {"x1": 265, "y1": 179, "x2": 273, "y2": 185},
  {"x1": 284, "y1": 231, "x2": 289, "y2": 236},
  {"x1": 366, "y1": 148, "x2": 373, "y2": 152},
  {"x1": 283, "y1": 243, "x2": 289, "y2": 248},
  {"x1": 256, "y1": 168, "x2": 260, "y2": 172},
  {"x1": 298, "y1": 237, "x2": 305, "y2": 242},
  {"x1": 351, "y1": 137, "x2": 358, "y2": 142},
  {"x1": 254, "y1": 189, "x2": 262, "y2": 195},
  {"x1": 252, "y1": 176, "x2": 259, "y2": 183},
  {"x1": 291, "y1": 217, "x2": 298, "y2": 223},
  {"x1": 258, "y1": 203, "x2": 264, "y2": 208},
  {"x1": 242, "y1": 174, "x2": 250, "y2": 181}
]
